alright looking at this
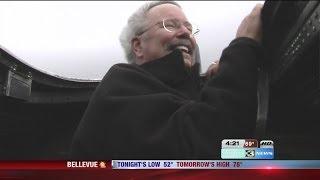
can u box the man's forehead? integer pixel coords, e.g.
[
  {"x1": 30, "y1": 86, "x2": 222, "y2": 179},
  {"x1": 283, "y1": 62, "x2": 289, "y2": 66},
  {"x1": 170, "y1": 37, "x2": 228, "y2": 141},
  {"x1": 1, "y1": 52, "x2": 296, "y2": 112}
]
[{"x1": 146, "y1": 3, "x2": 188, "y2": 22}]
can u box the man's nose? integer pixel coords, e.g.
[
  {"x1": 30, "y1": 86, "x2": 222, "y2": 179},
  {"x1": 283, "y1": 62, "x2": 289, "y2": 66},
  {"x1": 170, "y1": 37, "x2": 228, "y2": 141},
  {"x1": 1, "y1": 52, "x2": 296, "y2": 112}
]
[
  {"x1": 175, "y1": 25, "x2": 196, "y2": 50},
  {"x1": 175, "y1": 25, "x2": 192, "y2": 38}
]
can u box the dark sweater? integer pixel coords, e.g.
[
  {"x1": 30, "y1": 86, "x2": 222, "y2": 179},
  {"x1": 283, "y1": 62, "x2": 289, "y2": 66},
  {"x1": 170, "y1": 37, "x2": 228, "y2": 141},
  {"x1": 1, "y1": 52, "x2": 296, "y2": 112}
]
[{"x1": 70, "y1": 37, "x2": 263, "y2": 159}]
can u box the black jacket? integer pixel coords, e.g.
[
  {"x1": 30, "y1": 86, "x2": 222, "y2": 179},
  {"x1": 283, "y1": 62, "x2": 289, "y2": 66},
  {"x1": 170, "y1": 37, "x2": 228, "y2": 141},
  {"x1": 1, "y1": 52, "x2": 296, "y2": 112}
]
[{"x1": 70, "y1": 37, "x2": 263, "y2": 159}]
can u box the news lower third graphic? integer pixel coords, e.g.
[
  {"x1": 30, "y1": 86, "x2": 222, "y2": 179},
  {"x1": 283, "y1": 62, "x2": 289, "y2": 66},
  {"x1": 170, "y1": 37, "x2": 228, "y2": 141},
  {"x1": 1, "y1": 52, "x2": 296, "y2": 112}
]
[
  {"x1": 112, "y1": 160, "x2": 242, "y2": 169},
  {"x1": 5, "y1": 138, "x2": 320, "y2": 170},
  {"x1": 221, "y1": 139, "x2": 274, "y2": 159},
  {"x1": 66, "y1": 161, "x2": 107, "y2": 168},
  {"x1": 0, "y1": 160, "x2": 319, "y2": 170},
  {"x1": 110, "y1": 160, "x2": 320, "y2": 169}
]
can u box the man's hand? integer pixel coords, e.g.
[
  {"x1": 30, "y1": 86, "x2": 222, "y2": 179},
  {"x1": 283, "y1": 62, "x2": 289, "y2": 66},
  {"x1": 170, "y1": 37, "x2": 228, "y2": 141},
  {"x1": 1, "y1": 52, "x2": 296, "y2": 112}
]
[
  {"x1": 205, "y1": 61, "x2": 219, "y2": 78},
  {"x1": 236, "y1": 4, "x2": 263, "y2": 43}
]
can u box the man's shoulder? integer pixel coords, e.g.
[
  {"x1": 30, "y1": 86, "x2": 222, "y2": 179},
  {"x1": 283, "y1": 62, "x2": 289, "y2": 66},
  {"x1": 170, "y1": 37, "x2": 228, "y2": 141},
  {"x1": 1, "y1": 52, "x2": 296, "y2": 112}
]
[
  {"x1": 108, "y1": 63, "x2": 142, "y2": 73},
  {"x1": 97, "y1": 63, "x2": 164, "y2": 94},
  {"x1": 100, "y1": 63, "x2": 146, "y2": 82},
  {"x1": 105, "y1": 63, "x2": 150, "y2": 78}
]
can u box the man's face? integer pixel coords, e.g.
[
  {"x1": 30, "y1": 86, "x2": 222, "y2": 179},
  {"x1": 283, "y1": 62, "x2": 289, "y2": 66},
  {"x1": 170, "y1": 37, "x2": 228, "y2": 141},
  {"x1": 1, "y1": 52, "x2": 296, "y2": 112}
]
[{"x1": 132, "y1": 4, "x2": 196, "y2": 68}]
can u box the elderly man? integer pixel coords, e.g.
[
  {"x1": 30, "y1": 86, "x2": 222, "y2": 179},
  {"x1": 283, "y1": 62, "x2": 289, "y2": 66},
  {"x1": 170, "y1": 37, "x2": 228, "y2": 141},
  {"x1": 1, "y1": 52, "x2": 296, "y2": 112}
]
[{"x1": 71, "y1": 1, "x2": 263, "y2": 159}]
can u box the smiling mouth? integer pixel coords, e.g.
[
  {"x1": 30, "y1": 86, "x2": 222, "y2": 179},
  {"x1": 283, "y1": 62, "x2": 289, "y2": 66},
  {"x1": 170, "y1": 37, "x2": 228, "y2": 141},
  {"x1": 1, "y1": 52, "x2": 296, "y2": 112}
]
[
  {"x1": 175, "y1": 45, "x2": 189, "y2": 53},
  {"x1": 173, "y1": 45, "x2": 192, "y2": 55},
  {"x1": 167, "y1": 42, "x2": 194, "y2": 67},
  {"x1": 173, "y1": 45, "x2": 193, "y2": 68}
]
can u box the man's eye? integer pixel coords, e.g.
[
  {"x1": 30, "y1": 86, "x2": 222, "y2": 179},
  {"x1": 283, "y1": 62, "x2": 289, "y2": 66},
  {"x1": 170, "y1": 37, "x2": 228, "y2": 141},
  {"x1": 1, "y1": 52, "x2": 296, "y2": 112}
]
[{"x1": 165, "y1": 23, "x2": 176, "y2": 28}]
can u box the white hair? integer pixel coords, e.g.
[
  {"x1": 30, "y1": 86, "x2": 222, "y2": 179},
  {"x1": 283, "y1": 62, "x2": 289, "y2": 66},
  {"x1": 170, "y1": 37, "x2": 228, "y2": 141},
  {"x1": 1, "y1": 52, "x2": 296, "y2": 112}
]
[{"x1": 119, "y1": 1, "x2": 181, "y2": 64}]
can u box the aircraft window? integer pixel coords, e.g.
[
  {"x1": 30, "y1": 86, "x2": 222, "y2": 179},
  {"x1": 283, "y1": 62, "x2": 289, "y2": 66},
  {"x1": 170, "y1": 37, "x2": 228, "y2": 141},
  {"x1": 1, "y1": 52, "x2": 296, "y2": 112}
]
[{"x1": 0, "y1": 1, "x2": 263, "y2": 80}]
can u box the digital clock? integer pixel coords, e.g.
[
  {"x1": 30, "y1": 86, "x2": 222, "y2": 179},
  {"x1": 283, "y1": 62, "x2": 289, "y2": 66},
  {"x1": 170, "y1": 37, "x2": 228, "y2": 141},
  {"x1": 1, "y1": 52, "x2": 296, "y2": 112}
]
[{"x1": 221, "y1": 139, "x2": 245, "y2": 148}]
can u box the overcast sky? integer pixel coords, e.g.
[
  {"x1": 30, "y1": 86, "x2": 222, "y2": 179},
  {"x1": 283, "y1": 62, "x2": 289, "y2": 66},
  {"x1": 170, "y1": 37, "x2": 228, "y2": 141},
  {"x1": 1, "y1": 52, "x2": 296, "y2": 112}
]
[{"x1": 0, "y1": 1, "x2": 263, "y2": 80}]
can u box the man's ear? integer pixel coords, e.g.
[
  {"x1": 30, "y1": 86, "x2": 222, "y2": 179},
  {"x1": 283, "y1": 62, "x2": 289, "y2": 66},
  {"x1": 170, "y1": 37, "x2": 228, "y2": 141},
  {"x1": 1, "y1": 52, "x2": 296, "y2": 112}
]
[{"x1": 132, "y1": 37, "x2": 143, "y2": 60}]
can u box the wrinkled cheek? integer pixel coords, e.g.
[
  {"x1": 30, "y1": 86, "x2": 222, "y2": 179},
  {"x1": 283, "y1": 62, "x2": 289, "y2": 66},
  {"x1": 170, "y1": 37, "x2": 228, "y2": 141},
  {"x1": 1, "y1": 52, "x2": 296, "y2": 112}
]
[
  {"x1": 144, "y1": 33, "x2": 176, "y2": 59},
  {"x1": 159, "y1": 38, "x2": 172, "y2": 51}
]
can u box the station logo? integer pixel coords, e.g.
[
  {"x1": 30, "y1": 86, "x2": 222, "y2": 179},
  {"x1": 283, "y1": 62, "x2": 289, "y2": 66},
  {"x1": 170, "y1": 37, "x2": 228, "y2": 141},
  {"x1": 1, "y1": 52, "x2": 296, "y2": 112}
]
[{"x1": 245, "y1": 149, "x2": 255, "y2": 157}]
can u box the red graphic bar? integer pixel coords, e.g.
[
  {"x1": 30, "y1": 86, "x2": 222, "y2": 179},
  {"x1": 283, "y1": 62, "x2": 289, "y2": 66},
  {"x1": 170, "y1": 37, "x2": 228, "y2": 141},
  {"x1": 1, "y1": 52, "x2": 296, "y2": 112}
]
[
  {"x1": 0, "y1": 161, "x2": 112, "y2": 170},
  {"x1": 0, "y1": 169, "x2": 320, "y2": 180}
]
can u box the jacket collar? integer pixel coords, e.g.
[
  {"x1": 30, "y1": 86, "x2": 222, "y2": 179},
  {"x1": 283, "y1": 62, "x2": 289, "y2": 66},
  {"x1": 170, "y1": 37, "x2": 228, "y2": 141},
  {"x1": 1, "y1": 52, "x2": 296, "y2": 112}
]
[{"x1": 139, "y1": 49, "x2": 200, "y2": 87}]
